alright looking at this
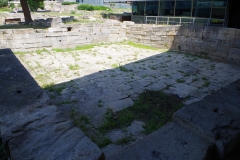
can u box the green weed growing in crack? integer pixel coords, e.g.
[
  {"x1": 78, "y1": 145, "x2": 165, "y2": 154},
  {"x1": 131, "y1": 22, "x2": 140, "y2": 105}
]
[
  {"x1": 202, "y1": 81, "x2": 210, "y2": 87},
  {"x1": 69, "y1": 109, "x2": 112, "y2": 148},
  {"x1": 55, "y1": 99, "x2": 77, "y2": 106},
  {"x1": 68, "y1": 64, "x2": 80, "y2": 70},
  {"x1": 119, "y1": 66, "x2": 130, "y2": 72},
  {"x1": 176, "y1": 79, "x2": 186, "y2": 83},
  {"x1": 115, "y1": 137, "x2": 135, "y2": 145},
  {"x1": 98, "y1": 100, "x2": 104, "y2": 107}
]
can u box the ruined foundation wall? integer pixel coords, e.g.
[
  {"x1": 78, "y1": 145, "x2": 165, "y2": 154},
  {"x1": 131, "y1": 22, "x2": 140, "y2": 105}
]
[
  {"x1": 0, "y1": 22, "x2": 239, "y2": 64},
  {"x1": 127, "y1": 25, "x2": 240, "y2": 64},
  {"x1": 0, "y1": 22, "x2": 127, "y2": 52}
]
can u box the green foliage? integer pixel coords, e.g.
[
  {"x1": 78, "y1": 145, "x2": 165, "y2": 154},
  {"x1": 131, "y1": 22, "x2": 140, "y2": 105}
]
[
  {"x1": 0, "y1": 7, "x2": 11, "y2": 12},
  {"x1": 62, "y1": 2, "x2": 78, "y2": 5},
  {"x1": 53, "y1": 44, "x2": 95, "y2": 52},
  {"x1": 100, "y1": 91, "x2": 183, "y2": 134},
  {"x1": 78, "y1": 4, "x2": 111, "y2": 11},
  {"x1": 27, "y1": 0, "x2": 44, "y2": 11},
  {"x1": 9, "y1": 3, "x2": 15, "y2": 9},
  {"x1": 0, "y1": 0, "x2": 8, "y2": 8},
  {"x1": 124, "y1": 41, "x2": 159, "y2": 50}
]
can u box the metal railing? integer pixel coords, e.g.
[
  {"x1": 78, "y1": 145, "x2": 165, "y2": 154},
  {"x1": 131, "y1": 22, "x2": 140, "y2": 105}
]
[{"x1": 145, "y1": 16, "x2": 211, "y2": 26}]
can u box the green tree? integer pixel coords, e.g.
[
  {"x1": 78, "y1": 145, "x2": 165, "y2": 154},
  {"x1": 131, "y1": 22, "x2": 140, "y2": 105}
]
[
  {"x1": 20, "y1": 0, "x2": 33, "y2": 24},
  {"x1": 0, "y1": 0, "x2": 8, "y2": 8},
  {"x1": 27, "y1": 0, "x2": 44, "y2": 12}
]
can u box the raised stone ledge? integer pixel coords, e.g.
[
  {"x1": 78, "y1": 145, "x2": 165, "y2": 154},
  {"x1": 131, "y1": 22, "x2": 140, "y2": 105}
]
[{"x1": 173, "y1": 79, "x2": 240, "y2": 158}]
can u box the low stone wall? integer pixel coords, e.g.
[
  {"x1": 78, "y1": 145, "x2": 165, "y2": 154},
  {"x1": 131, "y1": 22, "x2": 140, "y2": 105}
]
[
  {"x1": 44, "y1": 1, "x2": 78, "y2": 12},
  {"x1": 0, "y1": 21, "x2": 239, "y2": 64},
  {"x1": 0, "y1": 21, "x2": 127, "y2": 52},
  {"x1": 127, "y1": 25, "x2": 240, "y2": 64}
]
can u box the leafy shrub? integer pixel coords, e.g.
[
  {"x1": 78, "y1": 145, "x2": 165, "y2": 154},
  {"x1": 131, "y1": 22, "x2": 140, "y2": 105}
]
[
  {"x1": 27, "y1": 0, "x2": 44, "y2": 11},
  {"x1": 0, "y1": 0, "x2": 8, "y2": 8},
  {"x1": 78, "y1": 4, "x2": 111, "y2": 11},
  {"x1": 78, "y1": 4, "x2": 94, "y2": 11},
  {"x1": 10, "y1": 3, "x2": 15, "y2": 9},
  {"x1": 62, "y1": 2, "x2": 78, "y2": 5}
]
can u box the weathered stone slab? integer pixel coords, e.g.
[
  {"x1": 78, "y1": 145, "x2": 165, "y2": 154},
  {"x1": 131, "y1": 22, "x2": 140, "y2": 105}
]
[
  {"x1": 108, "y1": 123, "x2": 215, "y2": 160},
  {"x1": 173, "y1": 80, "x2": 240, "y2": 158},
  {"x1": 1, "y1": 105, "x2": 104, "y2": 160}
]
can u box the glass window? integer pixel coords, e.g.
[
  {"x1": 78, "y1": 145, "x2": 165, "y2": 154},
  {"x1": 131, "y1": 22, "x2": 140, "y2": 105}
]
[
  {"x1": 160, "y1": 0, "x2": 175, "y2": 16},
  {"x1": 175, "y1": 0, "x2": 192, "y2": 16},
  {"x1": 211, "y1": 8, "x2": 226, "y2": 19},
  {"x1": 146, "y1": 1, "x2": 159, "y2": 16},
  {"x1": 132, "y1": 1, "x2": 145, "y2": 16},
  {"x1": 192, "y1": 0, "x2": 212, "y2": 18},
  {"x1": 212, "y1": 0, "x2": 227, "y2": 7}
]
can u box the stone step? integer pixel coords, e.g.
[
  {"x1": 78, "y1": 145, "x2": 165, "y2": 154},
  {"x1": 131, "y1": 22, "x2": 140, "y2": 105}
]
[
  {"x1": 108, "y1": 122, "x2": 215, "y2": 160},
  {"x1": 173, "y1": 79, "x2": 240, "y2": 159},
  {"x1": 1, "y1": 105, "x2": 104, "y2": 160}
]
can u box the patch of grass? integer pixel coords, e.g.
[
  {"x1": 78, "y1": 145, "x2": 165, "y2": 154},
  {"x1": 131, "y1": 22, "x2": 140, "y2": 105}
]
[
  {"x1": 36, "y1": 48, "x2": 50, "y2": 54},
  {"x1": 176, "y1": 79, "x2": 186, "y2": 83},
  {"x1": 184, "y1": 73, "x2": 190, "y2": 77},
  {"x1": 53, "y1": 44, "x2": 95, "y2": 52},
  {"x1": 119, "y1": 66, "x2": 129, "y2": 72},
  {"x1": 202, "y1": 81, "x2": 210, "y2": 87},
  {"x1": 78, "y1": 4, "x2": 111, "y2": 11},
  {"x1": 14, "y1": 51, "x2": 28, "y2": 55},
  {"x1": 115, "y1": 137, "x2": 135, "y2": 145},
  {"x1": 202, "y1": 77, "x2": 208, "y2": 81},
  {"x1": 192, "y1": 77, "x2": 198, "y2": 82},
  {"x1": 62, "y1": 2, "x2": 78, "y2": 5},
  {"x1": 0, "y1": 7, "x2": 11, "y2": 12},
  {"x1": 56, "y1": 100, "x2": 77, "y2": 106},
  {"x1": 107, "y1": 55, "x2": 112, "y2": 59},
  {"x1": 0, "y1": 25, "x2": 47, "y2": 29},
  {"x1": 45, "y1": 85, "x2": 65, "y2": 95},
  {"x1": 97, "y1": 137, "x2": 112, "y2": 148},
  {"x1": 124, "y1": 41, "x2": 159, "y2": 50},
  {"x1": 111, "y1": 63, "x2": 118, "y2": 68},
  {"x1": 98, "y1": 100, "x2": 104, "y2": 107},
  {"x1": 99, "y1": 90, "x2": 183, "y2": 134},
  {"x1": 68, "y1": 64, "x2": 80, "y2": 70},
  {"x1": 69, "y1": 109, "x2": 112, "y2": 148}
]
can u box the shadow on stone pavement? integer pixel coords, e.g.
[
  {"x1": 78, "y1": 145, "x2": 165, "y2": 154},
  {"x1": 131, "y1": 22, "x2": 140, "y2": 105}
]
[
  {"x1": 1, "y1": 44, "x2": 240, "y2": 159},
  {"x1": 0, "y1": 48, "x2": 103, "y2": 160}
]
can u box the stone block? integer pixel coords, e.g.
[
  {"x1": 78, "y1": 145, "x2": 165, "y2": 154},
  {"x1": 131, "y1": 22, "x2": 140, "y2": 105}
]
[
  {"x1": 227, "y1": 48, "x2": 240, "y2": 62},
  {"x1": 173, "y1": 84, "x2": 240, "y2": 158},
  {"x1": 166, "y1": 30, "x2": 178, "y2": 36},
  {"x1": 150, "y1": 36, "x2": 162, "y2": 41},
  {"x1": 48, "y1": 27, "x2": 67, "y2": 32},
  {"x1": 131, "y1": 31, "x2": 146, "y2": 35},
  {"x1": 155, "y1": 31, "x2": 166, "y2": 36},
  {"x1": 108, "y1": 123, "x2": 215, "y2": 160},
  {"x1": 12, "y1": 28, "x2": 35, "y2": 34}
]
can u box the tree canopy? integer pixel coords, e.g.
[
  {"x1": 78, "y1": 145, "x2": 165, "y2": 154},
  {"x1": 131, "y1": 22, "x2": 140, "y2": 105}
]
[{"x1": 20, "y1": 0, "x2": 44, "y2": 24}]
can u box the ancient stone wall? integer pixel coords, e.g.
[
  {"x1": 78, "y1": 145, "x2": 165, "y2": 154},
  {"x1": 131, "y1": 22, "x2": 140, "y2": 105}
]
[
  {"x1": 0, "y1": 22, "x2": 239, "y2": 64},
  {"x1": 127, "y1": 24, "x2": 240, "y2": 64},
  {"x1": 0, "y1": 21, "x2": 127, "y2": 52},
  {"x1": 44, "y1": 1, "x2": 78, "y2": 12}
]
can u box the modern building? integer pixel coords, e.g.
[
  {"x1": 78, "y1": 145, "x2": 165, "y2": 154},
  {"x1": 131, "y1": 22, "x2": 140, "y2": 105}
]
[
  {"x1": 104, "y1": 0, "x2": 240, "y2": 29},
  {"x1": 77, "y1": 0, "x2": 131, "y2": 8}
]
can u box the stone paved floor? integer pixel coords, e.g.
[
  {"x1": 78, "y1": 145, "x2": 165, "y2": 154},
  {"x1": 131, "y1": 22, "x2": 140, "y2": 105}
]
[{"x1": 15, "y1": 43, "x2": 240, "y2": 158}]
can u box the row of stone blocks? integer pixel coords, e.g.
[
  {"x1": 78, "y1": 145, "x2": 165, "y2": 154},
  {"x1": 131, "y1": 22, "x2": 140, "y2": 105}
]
[
  {"x1": 0, "y1": 22, "x2": 128, "y2": 51},
  {"x1": 108, "y1": 79, "x2": 240, "y2": 160},
  {"x1": 127, "y1": 25, "x2": 240, "y2": 64}
]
